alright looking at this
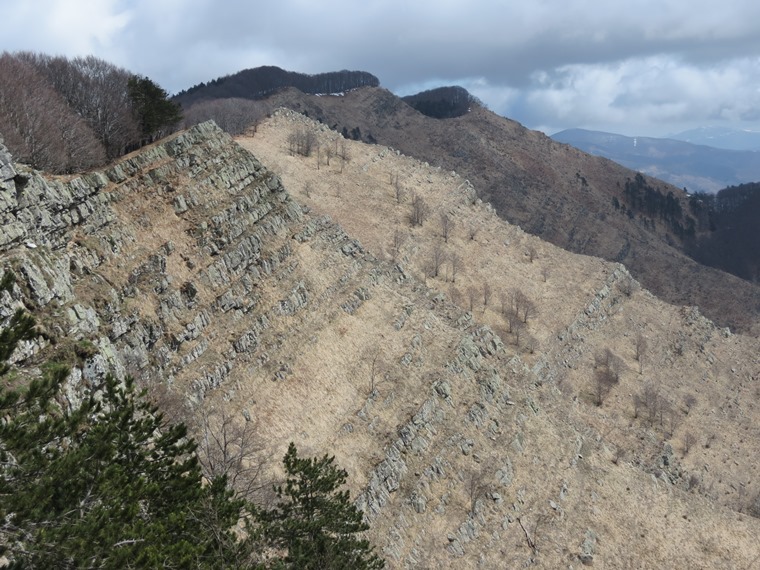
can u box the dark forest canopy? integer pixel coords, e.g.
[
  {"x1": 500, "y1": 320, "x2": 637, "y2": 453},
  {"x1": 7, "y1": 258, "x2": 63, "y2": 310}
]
[
  {"x1": 173, "y1": 66, "x2": 379, "y2": 108},
  {"x1": 402, "y1": 86, "x2": 476, "y2": 119},
  {"x1": 686, "y1": 182, "x2": 760, "y2": 282}
]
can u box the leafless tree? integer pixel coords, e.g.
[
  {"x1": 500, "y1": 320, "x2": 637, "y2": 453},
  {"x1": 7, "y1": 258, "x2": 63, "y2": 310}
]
[
  {"x1": 526, "y1": 244, "x2": 538, "y2": 263},
  {"x1": 449, "y1": 286, "x2": 462, "y2": 306},
  {"x1": 634, "y1": 332, "x2": 648, "y2": 374},
  {"x1": 410, "y1": 193, "x2": 428, "y2": 227},
  {"x1": 467, "y1": 286, "x2": 478, "y2": 313},
  {"x1": 323, "y1": 143, "x2": 334, "y2": 166},
  {"x1": 634, "y1": 382, "x2": 661, "y2": 423},
  {"x1": 683, "y1": 393, "x2": 697, "y2": 415},
  {"x1": 593, "y1": 348, "x2": 622, "y2": 406},
  {"x1": 520, "y1": 298, "x2": 538, "y2": 324},
  {"x1": 0, "y1": 53, "x2": 105, "y2": 173},
  {"x1": 338, "y1": 139, "x2": 350, "y2": 172},
  {"x1": 394, "y1": 178, "x2": 406, "y2": 204},
  {"x1": 450, "y1": 253, "x2": 461, "y2": 283},
  {"x1": 523, "y1": 334, "x2": 539, "y2": 354},
  {"x1": 440, "y1": 212, "x2": 453, "y2": 242},
  {"x1": 466, "y1": 470, "x2": 489, "y2": 515},
  {"x1": 482, "y1": 283, "x2": 492, "y2": 308},
  {"x1": 505, "y1": 307, "x2": 521, "y2": 334},
  {"x1": 288, "y1": 126, "x2": 316, "y2": 157},
  {"x1": 428, "y1": 243, "x2": 445, "y2": 278},
  {"x1": 390, "y1": 229, "x2": 406, "y2": 261},
  {"x1": 540, "y1": 266, "x2": 550, "y2": 282},
  {"x1": 182, "y1": 97, "x2": 265, "y2": 134},
  {"x1": 512, "y1": 317, "x2": 526, "y2": 347},
  {"x1": 369, "y1": 352, "x2": 383, "y2": 394},
  {"x1": 195, "y1": 408, "x2": 271, "y2": 502},
  {"x1": 617, "y1": 275, "x2": 638, "y2": 297}
]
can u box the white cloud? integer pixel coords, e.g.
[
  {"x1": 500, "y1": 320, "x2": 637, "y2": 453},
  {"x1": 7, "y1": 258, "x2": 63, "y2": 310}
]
[{"x1": 1, "y1": 0, "x2": 760, "y2": 134}]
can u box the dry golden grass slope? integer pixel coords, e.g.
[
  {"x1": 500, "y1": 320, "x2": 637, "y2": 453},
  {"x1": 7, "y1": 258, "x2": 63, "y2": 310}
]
[{"x1": 234, "y1": 110, "x2": 760, "y2": 568}]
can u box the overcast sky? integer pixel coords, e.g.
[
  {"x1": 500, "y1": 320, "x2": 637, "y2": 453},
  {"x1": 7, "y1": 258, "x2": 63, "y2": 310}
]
[{"x1": 3, "y1": 0, "x2": 760, "y2": 137}]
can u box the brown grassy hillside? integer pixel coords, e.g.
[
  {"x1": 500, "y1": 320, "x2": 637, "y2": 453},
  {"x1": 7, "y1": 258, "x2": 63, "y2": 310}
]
[
  {"x1": 247, "y1": 87, "x2": 760, "y2": 336},
  {"x1": 238, "y1": 110, "x2": 760, "y2": 567},
  {"x1": 1, "y1": 119, "x2": 758, "y2": 568}
]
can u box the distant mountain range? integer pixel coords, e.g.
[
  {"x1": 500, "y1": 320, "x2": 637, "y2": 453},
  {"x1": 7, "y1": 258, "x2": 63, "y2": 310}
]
[
  {"x1": 551, "y1": 128, "x2": 760, "y2": 193},
  {"x1": 669, "y1": 126, "x2": 760, "y2": 151}
]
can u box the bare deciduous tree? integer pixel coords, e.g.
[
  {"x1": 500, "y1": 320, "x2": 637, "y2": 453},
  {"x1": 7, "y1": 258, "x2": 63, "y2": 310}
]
[
  {"x1": 287, "y1": 126, "x2": 316, "y2": 157},
  {"x1": 323, "y1": 143, "x2": 334, "y2": 166},
  {"x1": 182, "y1": 97, "x2": 265, "y2": 134},
  {"x1": 450, "y1": 253, "x2": 461, "y2": 283},
  {"x1": 410, "y1": 193, "x2": 427, "y2": 226},
  {"x1": 467, "y1": 286, "x2": 478, "y2": 313},
  {"x1": 483, "y1": 283, "x2": 492, "y2": 308},
  {"x1": 683, "y1": 393, "x2": 697, "y2": 414},
  {"x1": 338, "y1": 139, "x2": 350, "y2": 172},
  {"x1": 440, "y1": 212, "x2": 453, "y2": 243},
  {"x1": 634, "y1": 332, "x2": 648, "y2": 374},
  {"x1": 427, "y1": 243, "x2": 445, "y2": 278},
  {"x1": 390, "y1": 229, "x2": 406, "y2": 261},
  {"x1": 593, "y1": 348, "x2": 623, "y2": 406},
  {"x1": 467, "y1": 470, "x2": 489, "y2": 515},
  {"x1": 195, "y1": 408, "x2": 270, "y2": 502}
]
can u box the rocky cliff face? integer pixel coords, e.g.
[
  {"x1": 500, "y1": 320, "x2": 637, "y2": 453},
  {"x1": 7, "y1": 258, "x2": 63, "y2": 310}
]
[{"x1": 1, "y1": 122, "x2": 759, "y2": 568}]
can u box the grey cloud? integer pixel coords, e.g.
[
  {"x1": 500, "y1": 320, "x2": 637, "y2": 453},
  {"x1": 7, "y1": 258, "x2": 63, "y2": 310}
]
[{"x1": 2, "y1": 0, "x2": 760, "y2": 135}]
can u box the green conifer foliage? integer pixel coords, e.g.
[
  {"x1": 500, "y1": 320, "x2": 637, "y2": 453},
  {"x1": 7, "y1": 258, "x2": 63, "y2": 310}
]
[
  {"x1": 0, "y1": 366, "x2": 245, "y2": 568},
  {"x1": 256, "y1": 442, "x2": 384, "y2": 569}
]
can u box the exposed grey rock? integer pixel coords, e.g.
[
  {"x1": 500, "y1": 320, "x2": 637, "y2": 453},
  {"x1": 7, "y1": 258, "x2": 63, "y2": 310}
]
[{"x1": 579, "y1": 529, "x2": 597, "y2": 565}]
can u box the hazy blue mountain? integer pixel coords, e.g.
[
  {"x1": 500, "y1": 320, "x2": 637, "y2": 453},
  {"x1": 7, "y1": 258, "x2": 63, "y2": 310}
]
[
  {"x1": 669, "y1": 126, "x2": 760, "y2": 151},
  {"x1": 551, "y1": 128, "x2": 760, "y2": 193}
]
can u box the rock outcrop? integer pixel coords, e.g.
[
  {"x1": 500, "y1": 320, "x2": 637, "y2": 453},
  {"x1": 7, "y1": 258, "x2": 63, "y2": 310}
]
[{"x1": 2, "y1": 121, "x2": 759, "y2": 569}]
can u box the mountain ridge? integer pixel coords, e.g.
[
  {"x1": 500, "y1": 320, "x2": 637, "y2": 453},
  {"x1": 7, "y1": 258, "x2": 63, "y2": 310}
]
[
  {"x1": 231, "y1": 86, "x2": 760, "y2": 335},
  {"x1": 2, "y1": 119, "x2": 759, "y2": 567},
  {"x1": 552, "y1": 127, "x2": 760, "y2": 193}
]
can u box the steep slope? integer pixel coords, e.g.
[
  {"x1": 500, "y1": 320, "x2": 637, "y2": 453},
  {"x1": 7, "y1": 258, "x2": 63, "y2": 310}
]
[
  {"x1": 1, "y1": 122, "x2": 759, "y2": 568},
  {"x1": 247, "y1": 86, "x2": 760, "y2": 335},
  {"x1": 240, "y1": 111, "x2": 760, "y2": 566}
]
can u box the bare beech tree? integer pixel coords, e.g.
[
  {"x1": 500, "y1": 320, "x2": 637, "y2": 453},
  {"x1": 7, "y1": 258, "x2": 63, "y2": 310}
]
[
  {"x1": 0, "y1": 53, "x2": 105, "y2": 172},
  {"x1": 682, "y1": 431, "x2": 697, "y2": 456},
  {"x1": 450, "y1": 253, "x2": 461, "y2": 283},
  {"x1": 428, "y1": 243, "x2": 445, "y2": 278},
  {"x1": 634, "y1": 332, "x2": 648, "y2": 374},
  {"x1": 593, "y1": 348, "x2": 623, "y2": 406},
  {"x1": 410, "y1": 193, "x2": 428, "y2": 227},
  {"x1": 195, "y1": 408, "x2": 270, "y2": 502},
  {"x1": 338, "y1": 138, "x2": 350, "y2": 172},
  {"x1": 182, "y1": 97, "x2": 265, "y2": 134},
  {"x1": 391, "y1": 229, "x2": 406, "y2": 261},
  {"x1": 466, "y1": 470, "x2": 489, "y2": 515},
  {"x1": 394, "y1": 178, "x2": 405, "y2": 203},
  {"x1": 323, "y1": 143, "x2": 334, "y2": 166},
  {"x1": 482, "y1": 283, "x2": 492, "y2": 308},
  {"x1": 440, "y1": 212, "x2": 453, "y2": 243},
  {"x1": 467, "y1": 286, "x2": 478, "y2": 313},
  {"x1": 287, "y1": 126, "x2": 316, "y2": 157}
]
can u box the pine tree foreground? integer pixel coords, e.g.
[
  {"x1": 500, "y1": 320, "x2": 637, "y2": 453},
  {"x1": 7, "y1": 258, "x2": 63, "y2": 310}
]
[
  {"x1": 254, "y1": 443, "x2": 384, "y2": 569},
  {"x1": 0, "y1": 303, "x2": 383, "y2": 567}
]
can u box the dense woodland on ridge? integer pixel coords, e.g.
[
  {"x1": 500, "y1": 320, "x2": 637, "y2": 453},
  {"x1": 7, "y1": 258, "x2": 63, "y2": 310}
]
[{"x1": 0, "y1": 52, "x2": 181, "y2": 173}]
